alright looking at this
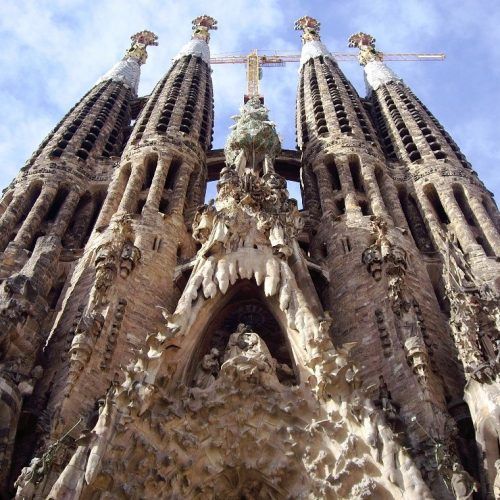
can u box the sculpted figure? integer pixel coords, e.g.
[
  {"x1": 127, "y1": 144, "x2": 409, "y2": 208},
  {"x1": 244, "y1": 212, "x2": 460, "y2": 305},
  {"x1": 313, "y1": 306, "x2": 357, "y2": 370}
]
[
  {"x1": 449, "y1": 463, "x2": 477, "y2": 499},
  {"x1": 14, "y1": 457, "x2": 41, "y2": 499},
  {"x1": 193, "y1": 348, "x2": 220, "y2": 389},
  {"x1": 221, "y1": 324, "x2": 278, "y2": 384}
]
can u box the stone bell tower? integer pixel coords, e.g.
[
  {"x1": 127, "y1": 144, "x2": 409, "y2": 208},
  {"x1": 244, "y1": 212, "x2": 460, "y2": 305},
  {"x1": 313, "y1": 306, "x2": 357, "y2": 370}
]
[
  {"x1": 0, "y1": 29, "x2": 157, "y2": 491},
  {"x1": 10, "y1": 14, "x2": 217, "y2": 489},
  {"x1": 294, "y1": 17, "x2": 479, "y2": 497},
  {"x1": 348, "y1": 31, "x2": 500, "y2": 497}
]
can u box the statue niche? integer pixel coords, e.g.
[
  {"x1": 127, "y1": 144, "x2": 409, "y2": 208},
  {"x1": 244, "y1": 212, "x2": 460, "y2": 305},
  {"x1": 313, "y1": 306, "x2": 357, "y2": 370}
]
[
  {"x1": 190, "y1": 285, "x2": 297, "y2": 388},
  {"x1": 193, "y1": 323, "x2": 296, "y2": 389}
]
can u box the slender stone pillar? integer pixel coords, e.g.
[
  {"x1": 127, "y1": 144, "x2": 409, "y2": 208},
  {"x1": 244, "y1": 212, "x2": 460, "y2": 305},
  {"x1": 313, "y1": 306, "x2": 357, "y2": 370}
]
[
  {"x1": 169, "y1": 163, "x2": 193, "y2": 215},
  {"x1": 14, "y1": 184, "x2": 58, "y2": 249},
  {"x1": 468, "y1": 195, "x2": 500, "y2": 256},
  {"x1": 118, "y1": 160, "x2": 145, "y2": 214},
  {"x1": 0, "y1": 191, "x2": 30, "y2": 251},
  {"x1": 95, "y1": 166, "x2": 131, "y2": 230},
  {"x1": 145, "y1": 156, "x2": 172, "y2": 211},
  {"x1": 336, "y1": 156, "x2": 358, "y2": 213},
  {"x1": 312, "y1": 163, "x2": 336, "y2": 215},
  {"x1": 379, "y1": 174, "x2": 408, "y2": 229},
  {"x1": 361, "y1": 165, "x2": 388, "y2": 218},
  {"x1": 436, "y1": 185, "x2": 480, "y2": 254},
  {"x1": 52, "y1": 191, "x2": 80, "y2": 238}
]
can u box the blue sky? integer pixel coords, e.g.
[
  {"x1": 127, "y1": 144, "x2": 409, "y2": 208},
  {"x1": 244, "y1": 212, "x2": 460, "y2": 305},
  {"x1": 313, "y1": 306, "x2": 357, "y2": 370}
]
[{"x1": 1, "y1": 0, "x2": 499, "y2": 203}]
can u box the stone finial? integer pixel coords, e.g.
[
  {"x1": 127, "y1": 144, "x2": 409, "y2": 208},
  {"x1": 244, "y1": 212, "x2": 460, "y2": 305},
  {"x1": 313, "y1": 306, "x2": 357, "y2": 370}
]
[
  {"x1": 348, "y1": 32, "x2": 383, "y2": 66},
  {"x1": 125, "y1": 30, "x2": 159, "y2": 65},
  {"x1": 192, "y1": 15, "x2": 218, "y2": 43},
  {"x1": 95, "y1": 31, "x2": 158, "y2": 93},
  {"x1": 174, "y1": 15, "x2": 217, "y2": 64},
  {"x1": 294, "y1": 16, "x2": 321, "y2": 44},
  {"x1": 348, "y1": 32, "x2": 401, "y2": 91},
  {"x1": 294, "y1": 16, "x2": 332, "y2": 68}
]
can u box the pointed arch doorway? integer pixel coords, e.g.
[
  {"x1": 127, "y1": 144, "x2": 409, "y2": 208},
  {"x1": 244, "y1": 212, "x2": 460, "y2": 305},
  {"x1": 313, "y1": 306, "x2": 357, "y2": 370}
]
[{"x1": 182, "y1": 279, "x2": 299, "y2": 386}]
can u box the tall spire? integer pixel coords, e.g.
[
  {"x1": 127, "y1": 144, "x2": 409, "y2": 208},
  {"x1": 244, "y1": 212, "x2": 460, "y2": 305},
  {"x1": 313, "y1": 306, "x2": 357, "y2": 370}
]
[
  {"x1": 294, "y1": 16, "x2": 333, "y2": 67},
  {"x1": 174, "y1": 15, "x2": 217, "y2": 65},
  {"x1": 97, "y1": 30, "x2": 158, "y2": 95},
  {"x1": 348, "y1": 32, "x2": 401, "y2": 92}
]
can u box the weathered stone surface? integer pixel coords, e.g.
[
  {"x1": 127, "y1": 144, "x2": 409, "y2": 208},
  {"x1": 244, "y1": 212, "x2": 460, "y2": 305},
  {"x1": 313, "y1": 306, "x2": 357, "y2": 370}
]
[{"x1": 0, "y1": 13, "x2": 498, "y2": 500}]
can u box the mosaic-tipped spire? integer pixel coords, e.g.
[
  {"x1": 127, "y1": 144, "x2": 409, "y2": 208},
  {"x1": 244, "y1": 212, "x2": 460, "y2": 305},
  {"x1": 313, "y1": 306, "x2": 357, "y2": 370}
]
[
  {"x1": 174, "y1": 15, "x2": 217, "y2": 65},
  {"x1": 294, "y1": 16, "x2": 333, "y2": 68},
  {"x1": 96, "y1": 30, "x2": 158, "y2": 95},
  {"x1": 348, "y1": 32, "x2": 401, "y2": 91},
  {"x1": 124, "y1": 30, "x2": 159, "y2": 65}
]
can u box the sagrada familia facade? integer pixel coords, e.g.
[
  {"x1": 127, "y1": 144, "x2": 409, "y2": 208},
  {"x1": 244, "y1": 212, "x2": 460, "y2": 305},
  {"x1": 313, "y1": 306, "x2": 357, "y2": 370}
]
[{"x1": 0, "y1": 13, "x2": 499, "y2": 499}]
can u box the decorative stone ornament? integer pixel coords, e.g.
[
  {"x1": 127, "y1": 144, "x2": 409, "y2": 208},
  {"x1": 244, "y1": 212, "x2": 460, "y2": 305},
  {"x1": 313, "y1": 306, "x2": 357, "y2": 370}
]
[
  {"x1": 348, "y1": 31, "x2": 402, "y2": 91},
  {"x1": 96, "y1": 30, "x2": 158, "y2": 94},
  {"x1": 126, "y1": 30, "x2": 159, "y2": 65}
]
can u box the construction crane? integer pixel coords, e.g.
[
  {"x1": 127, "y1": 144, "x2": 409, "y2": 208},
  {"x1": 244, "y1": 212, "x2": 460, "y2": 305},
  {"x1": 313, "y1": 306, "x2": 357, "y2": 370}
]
[{"x1": 210, "y1": 50, "x2": 445, "y2": 102}]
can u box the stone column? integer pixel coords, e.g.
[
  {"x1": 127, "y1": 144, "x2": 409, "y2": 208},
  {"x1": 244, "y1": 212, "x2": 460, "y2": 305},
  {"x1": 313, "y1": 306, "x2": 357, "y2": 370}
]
[
  {"x1": 118, "y1": 159, "x2": 145, "y2": 214},
  {"x1": 312, "y1": 163, "x2": 336, "y2": 215},
  {"x1": 436, "y1": 185, "x2": 479, "y2": 254},
  {"x1": 63, "y1": 197, "x2": 96, "y2": 248},
  {"x1": 95, "y1": 166, "x2": 132, "y2": 230},
  {"x1": 468, "y1": 194, "x2": 500, "y2": 256},
  {"x1": 145, "y1": 156, "x2": 172, "y2": 211},
  {"x1": 14, "y1": 183, "x2": 58, "y2": 249},
  {"x1": 0, "y1": 191, "x2": 29, "y2": 251},
  {"x1": 336, "y1": 156, "x2": 358, "y2": 214},
  {"x1": 360, "y1": 165, "x2": 388, "y2": 218},
  {"x1": 414, "y1": 187, "x2": 444, "y2": 246},
  {"x1": 301, "y1": 164, "x2": 321, "y2": 221},
  {"x1": 169, "y1": 162, "x2": 193, "y2": 215},
  {"x1": 52, "y1": 191, "x2": 81, "y2": 238},
  {"x1": 379, "y1": 174, "x2": 408, "y2": 229}
]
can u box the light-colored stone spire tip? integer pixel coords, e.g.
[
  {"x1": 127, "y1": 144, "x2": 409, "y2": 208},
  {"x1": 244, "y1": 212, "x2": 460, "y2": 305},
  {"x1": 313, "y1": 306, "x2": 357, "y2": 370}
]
[
  {"x1": 294, "y1": 16, "x2": 333, "y2": 68},
  {"x1": 96, "y1": 30, "x2": 158, "y2": 95},
  {"x1": 348, "y1": 32, "x2": 401, "y2": 92},
  {"x1": 125, "y1": 30, "x2": 159, "y2": 65},
  {"x1": 174, "y1": 15, "x2": 218, "y2": 65},
  {"x1": 192, "y1": 15, "x2": 218, "y2": 43}
]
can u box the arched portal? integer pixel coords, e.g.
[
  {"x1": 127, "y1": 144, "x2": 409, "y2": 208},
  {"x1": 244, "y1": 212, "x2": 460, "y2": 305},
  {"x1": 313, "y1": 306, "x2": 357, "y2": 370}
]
[{"x1": 181, "y1": 280, "x2": 299, "y2": 386}]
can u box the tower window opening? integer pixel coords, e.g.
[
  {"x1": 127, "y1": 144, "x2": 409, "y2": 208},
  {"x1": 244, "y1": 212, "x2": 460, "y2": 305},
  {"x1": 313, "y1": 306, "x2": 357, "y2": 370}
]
[
  {"x1": 285, "y1": 180, "x2": 303, "y2": 210},
  {"x1": 142, "y1": 155, "x2": 158, "y2": 191},
  {"x1": 452, "y1": 185, "x2": 476, "y2": 226},
  {"x1": 45, "y1": 188, "x2": 69, "y2": 223},
  {"x1": 63, "y1": 192, "x2": 92, "y2": 248},
  {"x1": 359, "y1": 199, "x2": 372, "y2": 216},
  {"x1": 85, "y1": 191, "x2": 105, "y2": 243},
  {"x1": 349, "y1": 157, "x2": 364, "y2": 193},
  {"x1": 164, "y1": 159, "x2": 181, "y2": 191},
  {"x1": 398, "y1": 187, "x2": 435, "y2": 252},
  {"x1": 424, "y1": 184, "x2": 450, "y2": 225},
  {"x1": 342, "y1": 237, "x2": 352, "y2": 254},
  {"x1": 335, "y1": 198, "x2": 346, "y2": 215},
  {"x1": 320, "y1": 242, "x2": 328, "y2": 258},
  {"x1": 476, "y1": 237, "x2": 494, "y2": 257},
  {"x1": 135, "y1": 197, "x2": 146, "y2": 215},
  {"x1": 325, "y1": 159, "x2": 341, "y2": 191}
]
